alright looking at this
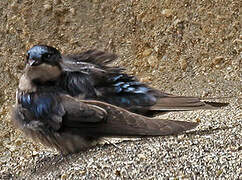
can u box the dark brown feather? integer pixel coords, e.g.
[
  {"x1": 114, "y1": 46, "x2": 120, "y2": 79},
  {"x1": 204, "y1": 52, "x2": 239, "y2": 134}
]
[
  {"x1": 65, "y1": 49, "x2": 118, "y2": 65},
  {"x1": 64, "y1": 98, "x2": 199, "y2": 137},
  {"x1": 150, "y1": 94, "x2": 229, "y2": 111},
  {"x1": 24, "y1": 45, "x2": 229, "y2": 117},
  {"x1": 13, "y1": 91, "x2": 199, "y2": 154},
  {"x1": 58, "y1": 51, "x2": 229, "y2": 116},
  {"x1": 61, "y1": 50, "x2": 118, "y2": 73}
]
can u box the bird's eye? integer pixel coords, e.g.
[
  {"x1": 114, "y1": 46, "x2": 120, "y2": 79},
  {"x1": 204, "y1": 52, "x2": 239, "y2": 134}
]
[{"x1": 42, "y1": 53, "x2": 51, "y2": 60}]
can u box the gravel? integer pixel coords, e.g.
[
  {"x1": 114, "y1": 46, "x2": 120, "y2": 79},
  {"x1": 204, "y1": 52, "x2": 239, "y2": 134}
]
[{"x1": 0, "y1": 0, "x2": 241, "y2": 179}]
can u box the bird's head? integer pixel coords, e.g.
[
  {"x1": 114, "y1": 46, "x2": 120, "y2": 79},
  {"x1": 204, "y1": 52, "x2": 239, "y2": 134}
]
[
  {"x1": 24, "y1": 45, "x2": 62, "y2": 83},
  {"x1": 27, "y1": 45, "x2": 61, "y2": 67}
]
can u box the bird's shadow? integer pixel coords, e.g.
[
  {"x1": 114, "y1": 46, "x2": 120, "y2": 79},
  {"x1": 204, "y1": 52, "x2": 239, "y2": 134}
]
[
  {"x1": 24, "y1": 125, "x2": 235, "y2": 176},
  {"x1": 24, "y1": 144, "x2": 109, "y2": 177}
]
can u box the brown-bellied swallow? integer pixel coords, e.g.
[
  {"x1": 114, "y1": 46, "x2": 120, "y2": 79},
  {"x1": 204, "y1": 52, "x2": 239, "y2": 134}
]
[
  {"x1": 12, "y1": 64, "x2": 199, "y2": 154},
  {"x1": 25, "y1": 45, "x2": 228, "y2": 116}
]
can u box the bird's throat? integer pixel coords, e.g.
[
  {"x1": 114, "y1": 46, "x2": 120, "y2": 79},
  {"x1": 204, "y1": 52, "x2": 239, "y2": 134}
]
[
  {"x1": 26, "y1": 64, "x2": 62, "y2": 82},
  {"x1": 18, "y1": 64, "x2": 62, "y2": 93},
  {"x1": 18, "y1": 73, "x2": 37, "y2": 93}
]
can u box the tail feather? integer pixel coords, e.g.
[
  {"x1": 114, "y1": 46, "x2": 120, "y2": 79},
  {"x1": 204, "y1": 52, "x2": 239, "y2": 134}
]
[
  {"x1": 203, "y1": 101, "x2": 229, "y2": 108},
  {"x1": 150, "y1": 96, "x2": 229, "y2": 111}
]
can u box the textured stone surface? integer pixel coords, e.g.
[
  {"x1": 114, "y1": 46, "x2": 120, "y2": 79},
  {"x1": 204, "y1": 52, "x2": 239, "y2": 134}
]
[{"x1": 0, "y1": 0, "x2": 241, "y2": 179}]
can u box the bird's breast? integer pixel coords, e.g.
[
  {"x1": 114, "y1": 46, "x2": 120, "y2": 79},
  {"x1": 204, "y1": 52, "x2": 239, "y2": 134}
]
[{"x1": 18, "y1": 92, "x2": 53, "y2": 119}]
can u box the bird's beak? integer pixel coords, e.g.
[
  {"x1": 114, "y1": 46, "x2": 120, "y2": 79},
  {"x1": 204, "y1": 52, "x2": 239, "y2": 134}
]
[{"x1": 28, "y1": 59, "x2": 36, "y2": 66}]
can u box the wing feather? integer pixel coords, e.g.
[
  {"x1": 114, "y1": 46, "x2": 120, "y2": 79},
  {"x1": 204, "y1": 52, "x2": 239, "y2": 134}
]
[{"x1": 60, "y1": 95, "x2": 199, "y2": 137}]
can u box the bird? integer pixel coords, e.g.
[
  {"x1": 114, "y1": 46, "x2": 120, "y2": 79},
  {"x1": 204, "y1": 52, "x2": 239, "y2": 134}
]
[
  {"x1": 12, "y1": 63, "x2": 199, "y2": 154},
  {"x1": 25, "y1": 45, "x2": 228, "y2": 116}
]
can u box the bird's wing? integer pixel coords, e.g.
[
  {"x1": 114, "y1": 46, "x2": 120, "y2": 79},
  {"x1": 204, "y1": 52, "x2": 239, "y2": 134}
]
[
  {"x1": 60, "y1": 95, "x2": 199, "y2": 137},
  {"x1": 61, "y1": 49, "x2": 118, "y2": 72},
  {"x1": 58, "y1": 51, "x2": 160, "y2": 110},
  {"x1": 58, "y1": 50, "x2": 228, "y2": 115},
  {"x1": 13, "y1": 92, "x2": 198, "y2": 154},
  {"x1": 59, "y1": 66, "x2": 161, "y2": 111}
]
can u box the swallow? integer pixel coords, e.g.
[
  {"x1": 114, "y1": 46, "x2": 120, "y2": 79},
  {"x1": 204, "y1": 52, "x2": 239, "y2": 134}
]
[
  {"x1": 25, "y1": 45, "x2": 228, "y2": 116},
  {"x1": 12, "y1": 64, "x2": 199, "y2": 154}
]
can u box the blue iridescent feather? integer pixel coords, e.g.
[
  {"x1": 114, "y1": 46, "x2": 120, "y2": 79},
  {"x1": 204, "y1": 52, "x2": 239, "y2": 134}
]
[{"x1": 20, "y1": 93, "x2": 53, "y2": 118}]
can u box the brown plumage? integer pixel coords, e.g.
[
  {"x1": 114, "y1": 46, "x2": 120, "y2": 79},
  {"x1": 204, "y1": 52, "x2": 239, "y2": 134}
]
[
  {"x1": 13, "y1": 93, "x2": 198, "y2": 154},
  {"x1": 12, "y1": 66, "x2": 199, "y2": 154},
  {"x1": 25, "y1": 45, "x2": 229, "y2": 117}
]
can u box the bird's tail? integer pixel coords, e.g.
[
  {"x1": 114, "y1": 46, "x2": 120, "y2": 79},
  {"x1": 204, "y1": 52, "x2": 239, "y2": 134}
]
[{"x1": 149, "y1": 95, "x2": 229, "y2": 112}]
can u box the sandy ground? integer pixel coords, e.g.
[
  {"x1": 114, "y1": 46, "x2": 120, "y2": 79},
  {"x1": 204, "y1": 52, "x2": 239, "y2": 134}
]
[{"x1": 0, "y1": 0, "x2": 241, "y2": 179}]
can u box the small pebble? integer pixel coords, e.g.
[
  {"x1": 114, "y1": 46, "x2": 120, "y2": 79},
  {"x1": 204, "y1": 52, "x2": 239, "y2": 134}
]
[
  {"x1": 212, "y1": 56, "x2": 224, "y2": 65},
  {"x1": 142, "y1": 49, "x2": 152, "y2": 57},
  {"x1": 161, "y1": 9, "x2": 173, "y2": 18},
  {"x1": 61, "y1": 173, "x2": 68, "y2": 180},
  {"x1": 137, "y1": 153, "x2": 146, "y2": 160},
  {"x1": 147, "y1": 55, "x2": 158, "y2": 67},
  {"x1": 70, "y1": 8, "x2": 76, "y2": 15},
  {"x1": 140, "y1": 77, "x2": 151, "y2": 82},
  {"x1": 32, "y1": 151, "x2": 39, "y2": 156},
  {"x1": 15, "y1": 139, "x2": 22, "y2": 146},
  {"x1": 53, "y1": 0, "x2": 61, "y2": 5},
  {"x1": 180, "y1": 58, "x2": 187, "y2": 70},
  {"x1": 43, "y1": 4, "x2": 52, "y2": 11}
]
